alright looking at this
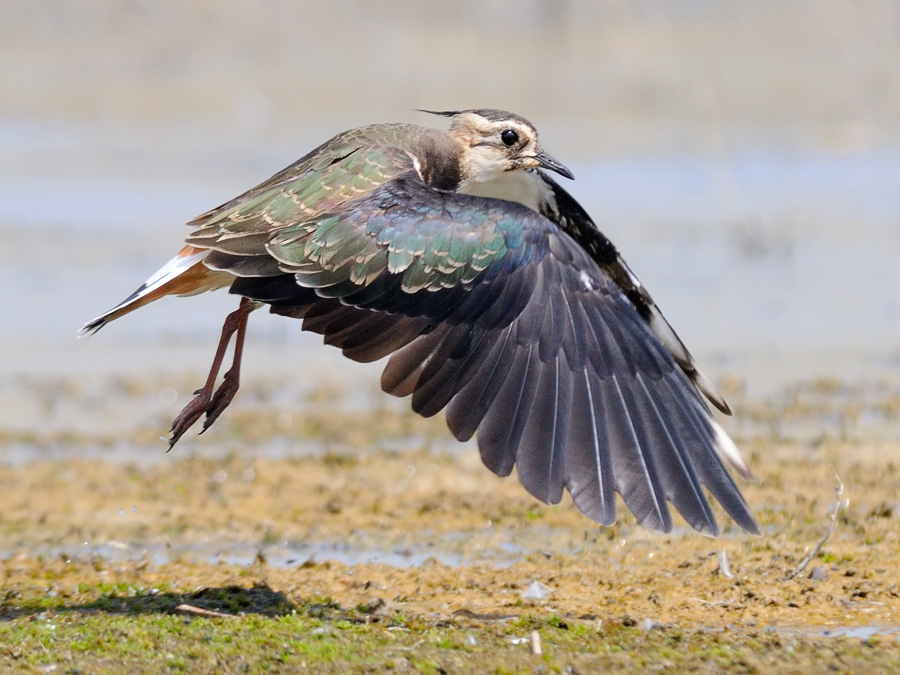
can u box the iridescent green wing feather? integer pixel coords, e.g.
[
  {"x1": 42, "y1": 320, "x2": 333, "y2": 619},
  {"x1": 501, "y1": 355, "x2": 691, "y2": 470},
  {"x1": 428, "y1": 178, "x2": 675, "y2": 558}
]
[
  {"x1": 185, "y1": 126, "x2": 422, "y2": 259},
  {"x1": 264, "y1": 173, "x2": 538, "y2": 296}
]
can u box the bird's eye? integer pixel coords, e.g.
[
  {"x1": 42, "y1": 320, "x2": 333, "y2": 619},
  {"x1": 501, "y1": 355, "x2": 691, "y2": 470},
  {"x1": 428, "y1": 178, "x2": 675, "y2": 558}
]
[{"x1": 500, "y1": 129, "x2": 519, "y2": 146}]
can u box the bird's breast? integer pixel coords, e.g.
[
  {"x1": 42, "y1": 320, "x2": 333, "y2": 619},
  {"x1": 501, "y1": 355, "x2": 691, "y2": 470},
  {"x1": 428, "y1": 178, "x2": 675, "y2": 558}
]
[{"x1": 457, "y1": 170, "x2": 557, "y2": 217}]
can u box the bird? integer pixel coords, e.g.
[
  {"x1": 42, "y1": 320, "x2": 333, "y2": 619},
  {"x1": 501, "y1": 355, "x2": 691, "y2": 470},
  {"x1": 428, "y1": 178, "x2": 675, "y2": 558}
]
[{"x1": 82, "y1": 108, "x2": 759, "y2": 537}]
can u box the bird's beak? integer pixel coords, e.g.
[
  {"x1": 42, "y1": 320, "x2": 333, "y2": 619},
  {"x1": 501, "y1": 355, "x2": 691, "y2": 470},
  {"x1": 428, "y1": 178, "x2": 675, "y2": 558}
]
[{"x1": 533, "y1": 150, "x2": 574, "y2": 180}]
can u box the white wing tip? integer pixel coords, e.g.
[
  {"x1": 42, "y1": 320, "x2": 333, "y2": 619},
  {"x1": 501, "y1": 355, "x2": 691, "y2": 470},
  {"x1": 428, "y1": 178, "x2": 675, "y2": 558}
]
[{"x1": 711, "y1": 419, "x2": 754, "y2": 481}]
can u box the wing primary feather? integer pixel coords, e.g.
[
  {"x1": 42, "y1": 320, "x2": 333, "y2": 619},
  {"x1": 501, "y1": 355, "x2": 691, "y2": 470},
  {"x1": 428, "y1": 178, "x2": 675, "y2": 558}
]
[
  {"x1": 515, "y1": 355, "x2": 570, "y2": 505},
  {"x1": 565, "y1": 370, "x2": 617, "y2": 525},
  {"x1": 559, "y1": 280, "x2": 589, "y2": 368},
  {"x1": 381, "y1": 328, "x2": 446, "y2": 398},
  {"x1": 538, "y1": 267, "x2": 566, "y2": 362},
  {"x1": 335, "y1": 314, "x2": 429, "y2": 363},
  {"x1": 446, "y1": 274, "x2": 511, "y2": 324},
  {"x1": 605, "y1": 374, "x2": 671, "y2": 532},
  {"x1": 476, "y1": 342, "x2": 541, "y2": 477},
  {"x1": 411, "y1": 326, "x2": 511, "y2": 421},
  {"x1": 513, "y1": 264, "x2": 548, "y2": 348},
  {"x1": 411, "y1": 325, "x2": 490, "y2": 417},
  {"x1": 445, "y1": 327, "x2": 515, "y2": 441},
  {"x1": 634, "y1": 372, "x2": 719, "y2": 536},
  {"x1": 659, "y1": 378, "x2": 760, "y2": 534},
  {"x1": 304, "y1": 303, "x2": 373, "y2": 337},
  {"x1": 644, "y1": 303, "x2": 732, "y2": 415}
]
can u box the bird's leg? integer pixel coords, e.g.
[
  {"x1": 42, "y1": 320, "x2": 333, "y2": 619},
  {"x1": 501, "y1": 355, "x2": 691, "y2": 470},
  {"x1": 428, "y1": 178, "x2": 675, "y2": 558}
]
[
  {"x1": 169, "y1": 297, "x2": 255, "y2": 449},
  {"x1": 201, "y1": 298, "x2": 251, "y2": 434}
]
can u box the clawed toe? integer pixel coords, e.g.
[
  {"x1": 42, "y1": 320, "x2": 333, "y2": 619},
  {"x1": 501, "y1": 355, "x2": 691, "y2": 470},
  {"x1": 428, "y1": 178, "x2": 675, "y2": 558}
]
[
  {"x1": 169, "y1": 392, "x2": 210, "y2": 449},
  {"x1": 201, "y1": 370, "x2": 240, "y2": 433},
  {"x1": 168, "y1": 374, "x2": 239, "y2": 447}
]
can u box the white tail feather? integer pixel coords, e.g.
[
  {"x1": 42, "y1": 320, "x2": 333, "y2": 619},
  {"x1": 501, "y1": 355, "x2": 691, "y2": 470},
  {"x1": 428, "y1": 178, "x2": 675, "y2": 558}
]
[{"x1": 80, "y1": 248, "x2": 229, "y2": 335}]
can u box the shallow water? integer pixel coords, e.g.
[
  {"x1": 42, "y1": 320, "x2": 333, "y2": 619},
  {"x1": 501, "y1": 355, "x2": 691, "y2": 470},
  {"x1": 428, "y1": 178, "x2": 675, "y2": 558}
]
[
  {"x1": 776, "y1": 624, "x2": 900, "y2": 641},
  {"x1": 1, "y1": 538, "x2": 479, "y2": 571}
]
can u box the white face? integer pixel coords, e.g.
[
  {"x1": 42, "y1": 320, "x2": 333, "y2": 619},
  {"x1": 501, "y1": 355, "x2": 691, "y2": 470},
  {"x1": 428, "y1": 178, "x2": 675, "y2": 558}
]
[{"x1": 450, "y1": 113, "x2": 542, "y2": 184}]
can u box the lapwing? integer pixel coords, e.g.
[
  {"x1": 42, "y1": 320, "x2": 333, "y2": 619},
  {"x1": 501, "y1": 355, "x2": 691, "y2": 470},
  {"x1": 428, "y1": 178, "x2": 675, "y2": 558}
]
[{"x1": 83, "y1": 109, "x2": 758, "y2": 536}]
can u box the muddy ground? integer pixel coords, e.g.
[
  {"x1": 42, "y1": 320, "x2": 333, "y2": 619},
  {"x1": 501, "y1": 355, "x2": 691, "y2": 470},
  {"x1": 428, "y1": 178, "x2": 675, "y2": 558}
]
[{"x1": 1, "y1": 375, "x2": 899, "y2": 672}]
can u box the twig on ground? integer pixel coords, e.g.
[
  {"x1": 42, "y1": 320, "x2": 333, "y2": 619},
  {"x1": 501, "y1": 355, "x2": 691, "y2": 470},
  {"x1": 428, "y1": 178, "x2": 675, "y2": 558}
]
[
  {"x1": 174, "y1": 603, "x2": 236, "y2": 619},
  {"x1": 786, "y1": 470, "x2": 845, "y2": 580}
]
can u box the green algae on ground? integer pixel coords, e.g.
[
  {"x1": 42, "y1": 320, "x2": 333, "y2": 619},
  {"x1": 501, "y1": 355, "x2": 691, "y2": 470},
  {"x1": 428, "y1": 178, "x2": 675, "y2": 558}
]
[{"x1": 2, "y1": 571, "x2": 900, "y2": 673}]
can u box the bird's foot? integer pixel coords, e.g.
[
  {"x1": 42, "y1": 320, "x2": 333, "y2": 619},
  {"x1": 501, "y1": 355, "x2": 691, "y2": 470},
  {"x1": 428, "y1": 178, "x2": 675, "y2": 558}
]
[
  {"x1": 168, "y1": 369, "x2": 242, "y2": 448},
  {"x1": 168, "y1": 387, "x2": 211, "y2": 449},
  {"x1": 201, "y1": 368, "x2": 240, "y2": 433}
]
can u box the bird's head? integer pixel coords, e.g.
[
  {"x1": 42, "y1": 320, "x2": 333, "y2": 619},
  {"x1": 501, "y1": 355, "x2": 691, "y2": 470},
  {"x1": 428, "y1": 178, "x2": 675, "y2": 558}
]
[{"x1": 421, "y1": 108, "x2": 574, "y2": 185}]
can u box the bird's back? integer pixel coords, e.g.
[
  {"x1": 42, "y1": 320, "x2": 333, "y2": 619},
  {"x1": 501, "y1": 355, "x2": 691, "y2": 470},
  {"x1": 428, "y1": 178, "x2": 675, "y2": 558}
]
[{"x1": 186, "y1": 123, "x2": 462, "y2": 235}]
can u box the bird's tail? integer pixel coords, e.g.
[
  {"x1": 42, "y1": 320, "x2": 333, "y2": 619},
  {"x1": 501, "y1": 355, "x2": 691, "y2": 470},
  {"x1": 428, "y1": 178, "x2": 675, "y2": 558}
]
[{"x1": 80, "y1": 245, "x2": 231, "y2": 335}]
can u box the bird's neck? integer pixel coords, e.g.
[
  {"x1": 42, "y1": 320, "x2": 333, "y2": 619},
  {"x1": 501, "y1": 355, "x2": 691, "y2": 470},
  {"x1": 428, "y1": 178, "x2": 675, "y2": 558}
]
[{"x1": 457, "y1": 169, "x2": 559, "y2": 218}]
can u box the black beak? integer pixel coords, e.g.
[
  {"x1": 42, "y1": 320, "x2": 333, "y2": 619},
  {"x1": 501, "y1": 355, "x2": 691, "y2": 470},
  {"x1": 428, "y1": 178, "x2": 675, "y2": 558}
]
[{"x1": 534, "y1": 150, "x2": 574, "y2": 180}]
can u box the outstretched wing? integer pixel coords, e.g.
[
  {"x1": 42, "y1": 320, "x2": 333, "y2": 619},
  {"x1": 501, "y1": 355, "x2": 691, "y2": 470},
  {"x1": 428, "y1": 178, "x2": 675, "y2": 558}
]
[
  {"x1": 215, "y1": 172, "x2": 757, "y2": 536},
  {"x1": 545, "y1": 175, "x2": 733, "y2": 415}
]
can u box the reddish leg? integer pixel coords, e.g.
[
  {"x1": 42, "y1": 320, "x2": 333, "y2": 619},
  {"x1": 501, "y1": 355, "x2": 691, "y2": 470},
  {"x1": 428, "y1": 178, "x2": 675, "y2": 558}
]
[{"x1": 169, "y1": 298, "x2": 255, "y2": 449}]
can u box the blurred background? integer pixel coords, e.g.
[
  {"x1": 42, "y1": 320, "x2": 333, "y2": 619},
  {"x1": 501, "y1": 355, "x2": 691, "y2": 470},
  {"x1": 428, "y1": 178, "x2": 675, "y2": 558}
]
[{"x1": 2, "y1": 0, "x2": 898, "y2": 449}]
